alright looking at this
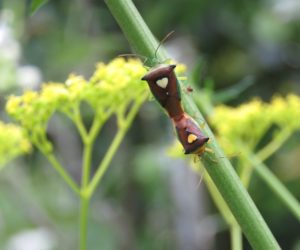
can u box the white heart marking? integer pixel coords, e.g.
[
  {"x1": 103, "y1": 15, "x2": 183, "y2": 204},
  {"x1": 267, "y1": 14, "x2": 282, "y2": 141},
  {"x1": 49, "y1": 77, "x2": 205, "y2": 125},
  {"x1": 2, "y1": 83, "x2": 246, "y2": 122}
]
[{"x1": 156, "y1": 77, "x2": 168, "y2": 89}]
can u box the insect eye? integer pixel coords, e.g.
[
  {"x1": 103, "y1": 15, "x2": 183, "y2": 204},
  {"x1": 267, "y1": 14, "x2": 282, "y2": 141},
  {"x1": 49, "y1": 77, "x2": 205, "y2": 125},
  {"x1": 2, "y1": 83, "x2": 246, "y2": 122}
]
[
  {"x1": 187, "y1": 133, "x2": 198, "y2": 144},
  {"x1": 155, "y1": 77, "x2": 168, "y2": 89}
]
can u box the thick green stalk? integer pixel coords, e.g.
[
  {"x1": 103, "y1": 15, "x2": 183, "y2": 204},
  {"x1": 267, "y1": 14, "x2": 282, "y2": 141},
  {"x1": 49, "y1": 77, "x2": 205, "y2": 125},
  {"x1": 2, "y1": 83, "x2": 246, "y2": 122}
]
[
  {"x1": 105, "y1": 0, "x2": 281, "y2": 249},
  {"x1": 105, "y1": 0, "x2": 165, "y2": 65}
]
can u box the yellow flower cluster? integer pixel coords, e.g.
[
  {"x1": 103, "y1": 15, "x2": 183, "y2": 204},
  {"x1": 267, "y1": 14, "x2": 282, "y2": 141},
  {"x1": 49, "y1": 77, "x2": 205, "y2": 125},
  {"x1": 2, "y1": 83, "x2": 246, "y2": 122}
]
[
  {"x1": 210, "y1": 94, "x2": 300, "y2": 152},
  {"x1": 269, "y1": 94, "x2": 300, "y2": 130},
  {"x1": 6, "y1": 58, "x2": 148, "y2": 151},
  {"x1": 90, "y1": 58, "x2": 147, "y2": 113},
  {"x1": 0, "y1": 122, "x2": 31, "y2": 167}
]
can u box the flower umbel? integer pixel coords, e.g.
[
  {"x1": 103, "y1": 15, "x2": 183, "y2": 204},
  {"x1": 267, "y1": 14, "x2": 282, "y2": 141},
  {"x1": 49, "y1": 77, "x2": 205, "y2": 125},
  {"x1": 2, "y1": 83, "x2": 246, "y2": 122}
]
[
  {"x1": 6, "y1": 58, "x2": 148, "y2": 152},
  {"x1": 5, "y1": 58, "x2": 150, "y2": 250},
  {"x1": 210, "y1": 94, "x2": 300, "y2": 154}
]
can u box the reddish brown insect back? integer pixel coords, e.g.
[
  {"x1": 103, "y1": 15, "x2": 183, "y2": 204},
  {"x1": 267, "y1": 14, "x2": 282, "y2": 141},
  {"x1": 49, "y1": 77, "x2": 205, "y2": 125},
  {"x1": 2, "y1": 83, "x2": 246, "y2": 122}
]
[
  {"x1": 141, "y1": 64, "x2": 184, "y2": 119},
  {"x1": 173, "y1": 113, "x2": 209, "y2": 155}
]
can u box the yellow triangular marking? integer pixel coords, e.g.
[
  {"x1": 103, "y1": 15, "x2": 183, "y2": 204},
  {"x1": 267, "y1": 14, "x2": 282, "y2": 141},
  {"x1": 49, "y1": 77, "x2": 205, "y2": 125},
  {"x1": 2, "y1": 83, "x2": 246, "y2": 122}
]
[{"x1": 187, "y1": 134, "x2": 197, "y2": 144}]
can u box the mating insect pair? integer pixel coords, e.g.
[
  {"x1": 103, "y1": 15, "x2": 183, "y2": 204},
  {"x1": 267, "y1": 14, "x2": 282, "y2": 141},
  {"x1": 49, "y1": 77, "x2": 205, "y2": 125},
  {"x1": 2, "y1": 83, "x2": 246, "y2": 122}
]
[{"x1": 141, "y1": 64, "x2": 209, "y2": 155}]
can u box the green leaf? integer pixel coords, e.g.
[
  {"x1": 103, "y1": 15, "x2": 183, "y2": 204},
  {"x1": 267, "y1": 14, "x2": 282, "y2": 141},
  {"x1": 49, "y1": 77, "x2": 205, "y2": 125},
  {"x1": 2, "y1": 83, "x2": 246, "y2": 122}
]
[{"x1": 30, "y1": 0, "x2": 48, "y2": 15}]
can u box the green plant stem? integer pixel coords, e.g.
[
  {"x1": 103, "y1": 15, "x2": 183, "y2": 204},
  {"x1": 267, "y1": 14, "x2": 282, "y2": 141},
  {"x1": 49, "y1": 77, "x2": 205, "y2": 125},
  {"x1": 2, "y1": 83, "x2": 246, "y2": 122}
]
[
  {"x1": 241, "y1": 128, "x2": 292, "y2": 187},
  {"x1": 231, "y1": 225, "x2": 242, "y2": 250},
  {"x1": 105, "y1": 0, "x2": 165, "y2": 65},
  {"x1": 87, "y1": 94, "x2": 147, "y2": 196},
  {"x1": 79, "y1": 195, "x2": 89, "y2": 250},
  {"x1": 203, "y1": 169, "x2": 236, "y2": 226},
  {"x1": 79, "y1": 110, "x2": 107, "y2": 250},
  {"x1": 257, "y1": 128, "x2": 292, "y2": 161},
  {"x1": 73, "y1": 105, "x2": 88, "y2": 140},
  {"x1": 244, "y1": 150, "x2": 300, "y2": 221},
  {"x1": 82, "y1": 143, "x2": 92, "y2": 188},
  {"x1": 43, "y1": 152, "x2": 80, "y2": 195},
  {"x1": 105, "y1": 0, "x2": 281, "y2": 249},
  {"x1": 79, "y1": 142, "x2": 93, "y2": 250}
]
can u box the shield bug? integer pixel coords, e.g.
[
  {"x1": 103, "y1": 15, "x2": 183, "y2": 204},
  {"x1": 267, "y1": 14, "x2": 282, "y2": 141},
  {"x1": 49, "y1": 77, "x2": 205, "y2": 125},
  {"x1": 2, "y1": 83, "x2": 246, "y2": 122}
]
[
  {"x1": 139, "y1": 32, "x2": 209, "y2": 155},
  {"x1": 141, "y1": 64, "x2": 209, "y2": 156},
  {"x1": 173, "y1": 113, "x2": 209, "y2": 155},
  {"x1": 141, "y1": 64, "x2": 184, "y2": 119}
]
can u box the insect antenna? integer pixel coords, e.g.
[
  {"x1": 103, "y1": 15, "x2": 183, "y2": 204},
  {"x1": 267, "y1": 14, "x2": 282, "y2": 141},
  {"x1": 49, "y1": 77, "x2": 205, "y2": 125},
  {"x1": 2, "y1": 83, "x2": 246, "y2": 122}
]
[{"x1": 154, "y1": 30, "x2": 175, "y2": 61}]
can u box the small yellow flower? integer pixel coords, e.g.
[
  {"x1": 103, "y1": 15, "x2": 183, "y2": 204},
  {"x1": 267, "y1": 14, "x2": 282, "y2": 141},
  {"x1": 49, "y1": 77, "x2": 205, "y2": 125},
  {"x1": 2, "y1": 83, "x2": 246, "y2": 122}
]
[
  {"x1": 23, "y1": 91, "x2": 38, "y2": 104},
  {"x1": 270, "y1": 94, "x2": 300, "y2": 129},
  {"x1": 41, "y1": 83, "x2": 69, "y2": 103},
  {"x1": 6, "y1": 95, "x2": 22, "y2": 115},
  {"x1": 175, "y1": 63, "x2": 187, "y2": 74},
  {"x1": 0, "y1": 122, "x2": 31, "y2": 167}
]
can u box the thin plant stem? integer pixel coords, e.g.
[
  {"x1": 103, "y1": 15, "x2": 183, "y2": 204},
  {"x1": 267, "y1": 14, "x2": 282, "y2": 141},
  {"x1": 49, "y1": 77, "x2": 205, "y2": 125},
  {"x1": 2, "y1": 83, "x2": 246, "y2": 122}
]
[
  {"x1": 203, "y1": 168, "x2": 242, "y2": 250},
  {"x1": 82, "y1": 143, "x2": 93, "y2": 188},
  {"x1": 105, "y1": 0, "x2": 281, "y2": 249},
  {"x1": 79, "y1": 142, "x2": 93, "y2": 250},
  {"x1": 244, "y1": 150, "x2": 300, "y2": 221},
  {"x1": 73, "y1": 105, "x2": 88, "y2": 140},
  {"x1": 79, "y1": 109, "x2": 108, "y2": 250},
  {"x1": 231, "y1": 225, "x2": 242, "y2": 250},
  {"x1": 203, "y1": 169, "x2": 236, "y2": 226},
  {"x1": 257, "y1": 128, "x2": 292, "y2": 161},
  {"x1": 43, "y1": 152, "x2": 80, "y2": 195},
  {"x1": 79, "y1": 195, "x2": 89, "y2": 250},
  {"x1": 241, "y1": 128, "x2": 292, "y2": 187},
  {"x1": 87, "y1": 94, "x2": 147, "y2": 197}
]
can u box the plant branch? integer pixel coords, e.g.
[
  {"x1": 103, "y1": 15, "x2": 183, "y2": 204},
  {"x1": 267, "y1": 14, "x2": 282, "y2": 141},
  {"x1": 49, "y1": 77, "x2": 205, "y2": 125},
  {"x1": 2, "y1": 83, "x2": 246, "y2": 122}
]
[
  {"x1": 241, "y1": 128, "x2": 292, "y2": 187},
  {"x1": 244, "y1": 149, "x2": 300, "y2": 221},
  {"x1": 43, "y1": 151, "x2": 80, "y2": 195},
  {"x1": 257, "y1": 128, "x2": 292, "y2": 161},
  {"x1": 87, "y1": 94, "x2": 147, "y2": 196},
  {"x1": 73, "y1": 105, "x2": 88, "y2": 141}
]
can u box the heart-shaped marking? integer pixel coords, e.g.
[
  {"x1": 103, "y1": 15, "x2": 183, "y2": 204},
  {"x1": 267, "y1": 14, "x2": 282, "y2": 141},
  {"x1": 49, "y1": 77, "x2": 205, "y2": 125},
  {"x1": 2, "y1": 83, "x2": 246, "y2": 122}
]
[
  {"x1": 156, "y1": 77, "x2": 168, "y2": 89},
  {"x1": 187, "y1": 134, "x2": 198, "y2": 144}
]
